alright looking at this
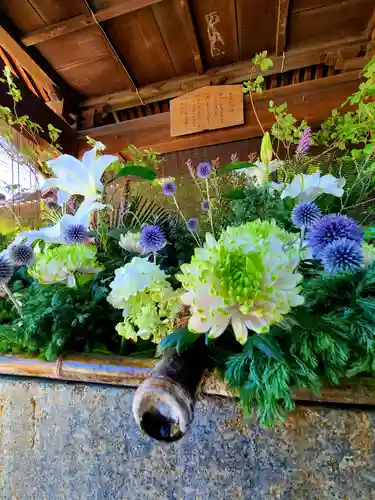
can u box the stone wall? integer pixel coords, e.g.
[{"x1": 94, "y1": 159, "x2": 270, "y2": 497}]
[{"x1": 0, "y1": 377, "x2": 374, "y2": 500}]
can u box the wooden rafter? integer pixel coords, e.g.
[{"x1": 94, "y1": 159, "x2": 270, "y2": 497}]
[
  {"x1": 80, "y1": 38, "x2": 366, "y2": 112},
  {"x1": 177, "y1": 0, "x2": 204, "y2": 74},
  {"x1": 276, "y1": 0, "x2": 290, "y2": 55},
  {"x1": 0, "y1": 25, "x2": 58, "y2": 98},
  {"x1": 78, "y1": 70, "x2": 361, "y2": 155},
  {"x1": 21, "y1": 0, "x2": 165, "y2": 47}
]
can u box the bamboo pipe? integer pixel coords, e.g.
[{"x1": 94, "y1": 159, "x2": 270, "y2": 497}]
[{"x1": 1, "y1": 354, "x2": 375, "y2": 406}]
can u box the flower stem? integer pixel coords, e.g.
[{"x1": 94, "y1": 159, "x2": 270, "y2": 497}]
[
  {"x1": 205, "y1": 179, "x2": 215, "y2": 237},
  {"x1": 172, "y1": 196, "x2": 201, "y2": 247},
  {"x1": 2, "y1": 283, "x2": 22, "y2": 317}
]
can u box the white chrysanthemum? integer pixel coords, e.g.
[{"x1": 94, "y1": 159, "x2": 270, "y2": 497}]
[
  {"x1": 119, "y1": 232, "x2": 144, "y2": 254},
  {"x1": 29, "y1": 244, "x2": 103, "y2": 287},
  {"x1": 178, "y1": 220, "x2": 303, "y2": 344}
]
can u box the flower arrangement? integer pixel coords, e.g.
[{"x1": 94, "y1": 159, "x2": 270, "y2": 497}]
[{"x1": 1, "y1": 55, "x2": 375, "y2": 426}]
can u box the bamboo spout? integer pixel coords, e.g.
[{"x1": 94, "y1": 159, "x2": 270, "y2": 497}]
[{"x1": 132, "y1": 346, "x2": 208, "y2": 442}]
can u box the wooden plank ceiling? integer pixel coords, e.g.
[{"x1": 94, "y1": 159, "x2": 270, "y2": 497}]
[{"x1": 0, "y1": 0, "x2": 374, "y2": 152}]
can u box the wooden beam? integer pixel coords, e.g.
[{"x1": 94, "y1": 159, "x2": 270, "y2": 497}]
[
  {"x1": 178, "y1": 0, "x2": 204, "y2": 74},
  {"x1": 276, "y1": 0, "x2": 290, "y2": 55},
  {"x1": 0, "y1": 26, "x2": 58, "y2": 98},
  {"x1": 0, "y1": 60, "x2": 77, "y2": 155},
  {"x1": 21, "y1": 0, "x2": 165, "y2": 47},
  {"x1": 77, "y1": 70, "x2": 361, "y2": 155},
  {"x1": 81, "y1": 38, "x2": 367, "y2": 112}
]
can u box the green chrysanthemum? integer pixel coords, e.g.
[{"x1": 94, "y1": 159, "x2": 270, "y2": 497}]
[
  {"x1": 29, "y1": 244, "x2": 103, "y2": 287},
  {"x1": 108, "y1": 257, "x2": 180, "y2": 343},
  {"x1": 178, "y1": 220, "x2": 303, "y2": 344}
]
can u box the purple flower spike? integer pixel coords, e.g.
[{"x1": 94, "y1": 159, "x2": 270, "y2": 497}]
[
  {"x1": 140, "y1": 225, "x2": 166, "y2": 253},
  {"x1": 162, "y1": 181, "x2": 177, "y2": 196},
  {"x1": 187, "y1": 217, "x2": 198, "y2": 233},
  {"x1": 308, "y1": 214, "x2": 362, "y2": 257},
  {"x1": 296, "y1": 127, "x2": 312, "y2": 155},
  {"x1": 322, "y1": 238, "x2": 363, "y2": 274},
  {"x1": 197, "y1": 162, "x2": 212, "y2": 179},
  {"x1": 202, "y1": 200, "x2": 210, "y2": 212}
]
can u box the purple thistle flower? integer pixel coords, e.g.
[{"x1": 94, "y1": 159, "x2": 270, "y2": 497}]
[
  {"x1": 197, "y1": 162, "x2": 212, "y2": 179},
  {"x1": 9, "y1": 244, "x2": 34, "y2": 266},
  {"x1": 162, "y1": 181, "x2": 177, "y2": 196},
  {"x1": 202, "y1": 200, "x2": 210, "y2": 212},
  {"x1": 187, "y1": 217, "x2": 198, "y2": 233},
  {"x1": 308, "y1": 214, "x2": 362, "y2": 257},
  {"x1": 0, "y1": 255, "x2": 14, "y2": 285},
  {"x1": 296, "y1": 127, "x2": 312, "y2": 155},
  {"x1": 63, "y1": 224, "x2": 87, "y2": 244},
  {"x1": 322, "y1": 238, "x2": 363, "y2": 273},
  {"x1": 140, "y1": 225, "x2": 166, "y2": 253},
  {"x1": 292, "y1": 202, "x2": 321, "y2": 229}
]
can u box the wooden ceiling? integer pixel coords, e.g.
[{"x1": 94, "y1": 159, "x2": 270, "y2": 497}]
[{"x1": 0, "y1": 0, "x2": 374, "y2": 155}]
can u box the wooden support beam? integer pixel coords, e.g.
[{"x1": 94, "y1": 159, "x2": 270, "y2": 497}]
[
  {"x1": 81, "y1": 38, "x2": 367, "y2": 113},
  {"x1": 77, "y1": 70, "x2": 361, "y2": 156},
  {"x1": 0, "y1": 26, "x2": 58, "y2": 98},
  {"x1": 21, "y1": 0, "x2": 165, "y2": 47},
  {"x1": 0, "y1": 60, "x2": 77, "y2": 155},
  {"x1": 276, "y1": 0, "x2": 290, "y2": 55},
  {"x1": 178, "y1": 0, "x2": 204, "y2": 74}
]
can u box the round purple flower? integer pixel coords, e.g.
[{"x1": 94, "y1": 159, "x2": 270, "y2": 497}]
[
  {"x1": 322, "y1": 238, "x2": 363, "y2": 273},
  {"x1": 0, "y1": 255, "x2": 14, "y2": 285},
  {"x1": 292, "y1": 202, "x2": 321, "y2": 229},
  {"x1": 63, "y1": 224, "x2": 87, "y2": 245},
  {"x1": 162, "y1": 181, "x2": 176, "y2": 196},
  {"x1": 187, "y1": 217, "x2": 198, "y2": 233},
  {"x1": 308, "y1": 214, "x2": 362, "y2": 257},
  {"x1": 201, "y1": 200, "x2": 209, "y2": 212},
  {"x1": 9, "y1": 244, "x2": 34, "y2": 266},
  {"x1": 197, "y1": 162, "x2": 212, "y2": 179},
  {"x1": 140, "y1": 225, "x2": 166, "y2": 253}
]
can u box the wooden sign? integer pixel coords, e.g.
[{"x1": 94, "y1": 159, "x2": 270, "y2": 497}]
[{"x1": 170, "y1": 85, "x2": 244, "y2": 137}]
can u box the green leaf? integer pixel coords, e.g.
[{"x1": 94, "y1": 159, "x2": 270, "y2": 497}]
[
  {"x1": 363, "y1": 226, "x2": 375, "y2": 240},
  {"x1": 157, "y1": 326, "x2": 203, "y2": 355},
  {"x1": 223, "y1": 188, "x2": 245, "y2": 200},
  {"x1": 253, "y1": 335, "x2": 284, "y2": 361},
  {"x1": 113, "y1": 164, "x2": 157, "y2": 181},
  {"x1": 217, "y1": 161, "x2": 255, "y2": 175}
]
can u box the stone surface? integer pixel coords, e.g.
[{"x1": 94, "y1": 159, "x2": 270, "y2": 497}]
[{"x1": 0, "y1": 377, "x2": 375, "y2": 499}]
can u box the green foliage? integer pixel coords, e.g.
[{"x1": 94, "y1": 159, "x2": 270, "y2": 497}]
[
  {"x1": 222, "y1": 265, "x2": 375, "y2": 427},
  {"x1": 314, "y1": 56, "x2": 375, "y2": 152},
  {"x1": 229, "y1": 184, "x2": 292, "y2": 230},
  {"x1": 243, "y1": 51, "x2": 273, "y2": 94},
  {"x1": 217, "y1": 161, "x2": 255, "y2": 175},
  {"x1": 0, "y1": 280, "x2": 126, "y2": 360},
  {"x1": 112, "y1": 163, "x2": 157, "y2": 181},
  {"x1": 269, "y1": 101, "x2": 308, "y2": 144},
  {"x1": 158, "y1": 326, "x2": 203, "y2": 355}
]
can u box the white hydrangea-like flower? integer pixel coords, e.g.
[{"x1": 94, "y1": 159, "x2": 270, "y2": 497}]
[{"x1": 107, "y1": 257, "x2": 180, "y2": 343}]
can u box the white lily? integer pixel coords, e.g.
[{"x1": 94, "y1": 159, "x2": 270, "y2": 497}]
[
  {"x1": 14, "y1": 201, "x2": 104, "y2": 245},
  {"x1": 41, "y1": 141, "x2": 118, "y2": 206},
  {"x1": 281, "y1": 170, "x2": 345, "y2": 202},
  {"x1": 241, "y1": 160, "x2": 284, "y2": 189}
]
